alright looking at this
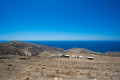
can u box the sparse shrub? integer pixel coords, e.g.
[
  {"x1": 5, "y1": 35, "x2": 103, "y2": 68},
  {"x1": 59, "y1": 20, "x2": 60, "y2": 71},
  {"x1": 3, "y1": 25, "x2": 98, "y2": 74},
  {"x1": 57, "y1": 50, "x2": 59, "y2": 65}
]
[
  {"x1": 6, "y1": 63, "x2": 12, "y2": 66},
  {"x1": 34, "y1": 67, "x2": 39, "y2": 71},
  {"x1": 6, "y1": 66, "x2": 15, "y2": 71},
  {"x1": 63, "y1": 70, "x2": 73, "y2": 75},
  {"x1": 115, "y1": 69, "x2": 120, "y2": 72},
  {"x1": 87, "y1": 72, "x2": 91, "y2": 76},
  {"x1": 86, "y1": 70, "x2": 91, "y2": 76},
  {"x1": 80, "y1": 72, "x2": 84, "y2": 75},
  {"x1": 29, "y1": 66, "x2": 32, "y2": 69},
  {"x1": 46, "y1": 71, "x2": 56, "y2": 78},
  {"x1": 64, "y1": 65, "x2": 68, "y2": 68},
  {"x1": 104, "y1": 72, "x2": 109, "y2": 76},
  {"x1": 55, "y1": 69, "x2": 59, "y2": 74},
  {"x1": 62, "y1": 55, "x2": 65, "y2": 57}
]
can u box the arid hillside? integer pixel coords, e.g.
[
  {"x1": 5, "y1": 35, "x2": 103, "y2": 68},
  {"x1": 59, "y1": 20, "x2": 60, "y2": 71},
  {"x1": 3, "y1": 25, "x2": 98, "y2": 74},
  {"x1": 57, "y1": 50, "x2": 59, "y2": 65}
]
[
  {"x1": 0, "y1": 41, "x2": 64, "y2": 56},
  {"x1": 0, "y1": 41, "x2": 120, "y2": 80},
  {"x1": 0, "y1": 52, "x2": 120, "y2": 80}
]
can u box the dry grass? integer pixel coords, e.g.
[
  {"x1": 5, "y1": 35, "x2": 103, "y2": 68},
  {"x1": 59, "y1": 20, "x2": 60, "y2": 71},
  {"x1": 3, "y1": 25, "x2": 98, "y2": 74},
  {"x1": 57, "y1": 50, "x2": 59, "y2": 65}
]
[{"x1": 0, "y1": 54, "x2": 120, "y2": 80}]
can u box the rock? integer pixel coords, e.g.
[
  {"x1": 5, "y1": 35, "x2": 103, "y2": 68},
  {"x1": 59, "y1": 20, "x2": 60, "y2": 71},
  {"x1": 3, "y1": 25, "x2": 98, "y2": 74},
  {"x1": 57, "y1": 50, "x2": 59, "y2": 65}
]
[
  {"x1": 54, "y1": 77, "x2": 58, "y2": 80},
  {"x1": 54, "y1": 77, "x2": 63, "y2": 80},
  {"x1": 41, "y1": 66, "x2": 45, "y2": 69},
  {"x1": 22, "y1": 76, "x2": 30, "y2": 80},
  {"x1": 59, "y1": 78, "x2": 63, "y2": 80}
]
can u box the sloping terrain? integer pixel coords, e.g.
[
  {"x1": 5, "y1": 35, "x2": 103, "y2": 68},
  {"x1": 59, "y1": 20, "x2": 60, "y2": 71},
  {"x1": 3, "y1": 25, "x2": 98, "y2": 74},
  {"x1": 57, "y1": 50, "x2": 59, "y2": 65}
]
[
  {"x1": 0, "y1": 41, "x2": 64, "y2": 56},
  {"x1": 104, "y1": 52, "x2": 120, "y2": 57},
  {"x1": 0, "y1": 41, "x2": 120, "y2": 80},
  {"x1": 0, "y1": 53, "x2": 120, "y2": 80}
]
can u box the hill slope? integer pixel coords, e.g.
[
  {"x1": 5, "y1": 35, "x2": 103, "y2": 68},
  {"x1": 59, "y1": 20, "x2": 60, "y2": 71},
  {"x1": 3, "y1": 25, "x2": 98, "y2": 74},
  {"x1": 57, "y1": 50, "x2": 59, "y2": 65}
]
[{"x1": 0, "y1": 41, "x2": 64, "y2": 56}]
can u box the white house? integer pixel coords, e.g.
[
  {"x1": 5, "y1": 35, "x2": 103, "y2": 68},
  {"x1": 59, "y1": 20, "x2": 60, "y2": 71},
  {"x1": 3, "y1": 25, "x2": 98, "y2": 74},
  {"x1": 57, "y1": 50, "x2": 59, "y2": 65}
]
[
  {"x1": 58, "y1": 54, "x2": 62, "y2": 58},
  {"x1": 64, "y1": 55, "x2": 70, "y2": 58},
  {"x1": 87, "y1": 57, "x2": 94, "y2": 60},
  {"x1": 79, "y1": 56, "x2": 84, "y2": 59},
  {"x1": 71, "y1": 55, "x2": 76, "y2": 58}
]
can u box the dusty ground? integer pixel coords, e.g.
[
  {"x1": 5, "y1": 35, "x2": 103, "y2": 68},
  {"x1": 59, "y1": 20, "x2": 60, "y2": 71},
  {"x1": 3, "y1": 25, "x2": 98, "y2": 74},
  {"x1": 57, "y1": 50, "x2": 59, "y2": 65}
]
[{"x1": 0, "y1": 53, "x2": 120, "y2": 80}]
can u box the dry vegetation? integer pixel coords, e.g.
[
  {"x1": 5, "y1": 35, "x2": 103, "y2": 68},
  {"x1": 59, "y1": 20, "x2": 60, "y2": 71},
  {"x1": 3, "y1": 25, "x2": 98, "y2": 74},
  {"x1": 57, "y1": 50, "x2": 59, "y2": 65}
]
[{"x1": 0, "y1": 52, "x2": 120, "y2": 80}]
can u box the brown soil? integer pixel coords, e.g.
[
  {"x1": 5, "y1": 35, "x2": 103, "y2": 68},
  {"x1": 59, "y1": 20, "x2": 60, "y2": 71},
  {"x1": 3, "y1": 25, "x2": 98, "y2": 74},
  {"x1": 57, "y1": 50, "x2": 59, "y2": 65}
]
[{"x1": 0, "y1": 53, "x2": 120, "y2": 80}]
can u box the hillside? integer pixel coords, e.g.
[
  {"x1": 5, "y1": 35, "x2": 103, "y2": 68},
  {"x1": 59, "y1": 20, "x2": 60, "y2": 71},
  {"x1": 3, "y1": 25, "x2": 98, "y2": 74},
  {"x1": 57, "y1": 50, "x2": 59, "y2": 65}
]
[
  {"x1": 0, "y1": 41, "x2": 64, "y2": 56},
  {"x1": 103, "y1": 52, "x2": 120, "y2": 57},
  {"x1": 0, "y1": 41, "x2": 120, "y2": 80},
  {"x1": 0, "y1": 50, "x2": 120, "y2": 80}
]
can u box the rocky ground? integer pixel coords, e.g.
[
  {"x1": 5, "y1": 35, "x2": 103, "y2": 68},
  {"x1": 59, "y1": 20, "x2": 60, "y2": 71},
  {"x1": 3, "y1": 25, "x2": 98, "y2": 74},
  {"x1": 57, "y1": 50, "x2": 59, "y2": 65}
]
[
  {"x1": 0, "y1": 50, "x2": 120, "y2": 80},
  {"x1": 0, "y1": 41, "x2": 120, "y2": 80}
]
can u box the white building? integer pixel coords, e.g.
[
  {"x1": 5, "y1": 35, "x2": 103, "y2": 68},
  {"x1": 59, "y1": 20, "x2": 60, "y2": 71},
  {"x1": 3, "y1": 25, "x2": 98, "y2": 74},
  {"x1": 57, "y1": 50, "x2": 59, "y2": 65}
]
[
  {"x1": 64, "y1": 55, "x2": 70, "y2": 58},
  {"x1": 58, "y1": 54, "x2": 62, "y2": 58},
  {"x1": 79, "y1": 56, "x2": 84, "y2": 59},
  {"x1": 87, "y1": 57, "x2": 94, "y2": 60},
  {"x1": 71, "y1": 55, "x2": 76, "y2": 58}
]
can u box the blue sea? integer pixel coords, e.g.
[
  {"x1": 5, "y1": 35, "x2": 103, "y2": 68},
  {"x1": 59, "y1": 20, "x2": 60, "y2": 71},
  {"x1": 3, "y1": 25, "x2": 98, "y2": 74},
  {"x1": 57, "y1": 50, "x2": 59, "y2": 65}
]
[{"x1": 0, "y1": 41, "x2": 120, "y2": 53}]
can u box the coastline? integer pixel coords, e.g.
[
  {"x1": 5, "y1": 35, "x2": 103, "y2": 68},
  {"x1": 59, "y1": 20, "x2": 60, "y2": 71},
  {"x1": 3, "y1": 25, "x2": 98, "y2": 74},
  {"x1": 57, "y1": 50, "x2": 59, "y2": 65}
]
[{"x1": 1, "y1": 40, "x2": 120, "y2": 53}]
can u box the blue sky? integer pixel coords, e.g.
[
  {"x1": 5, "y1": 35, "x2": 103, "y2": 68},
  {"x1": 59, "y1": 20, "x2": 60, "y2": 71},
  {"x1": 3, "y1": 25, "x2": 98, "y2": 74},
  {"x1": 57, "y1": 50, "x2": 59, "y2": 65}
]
[{"x1": 0, "y1": 0, "x2": 120, "y2": 40}]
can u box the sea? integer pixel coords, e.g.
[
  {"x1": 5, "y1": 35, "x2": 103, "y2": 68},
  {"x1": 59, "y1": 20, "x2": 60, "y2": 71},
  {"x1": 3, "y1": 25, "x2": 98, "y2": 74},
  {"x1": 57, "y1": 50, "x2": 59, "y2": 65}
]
[{"x1": 0, "y1": 41, "x2": 120, "y2": 53}]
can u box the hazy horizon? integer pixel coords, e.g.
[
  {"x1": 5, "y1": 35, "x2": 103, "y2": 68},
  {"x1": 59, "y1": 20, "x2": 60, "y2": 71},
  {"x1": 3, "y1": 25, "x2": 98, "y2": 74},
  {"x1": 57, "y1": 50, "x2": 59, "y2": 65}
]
[{"x1": 1, "y1": 39, "x2": 120, "y2": 41}]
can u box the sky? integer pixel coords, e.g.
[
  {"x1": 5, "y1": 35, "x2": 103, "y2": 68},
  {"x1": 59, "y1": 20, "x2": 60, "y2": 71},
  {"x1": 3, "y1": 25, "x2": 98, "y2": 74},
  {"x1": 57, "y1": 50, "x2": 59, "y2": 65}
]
[{"x1": 0, "y1": 0, "x2": 120, "y2": 40}]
